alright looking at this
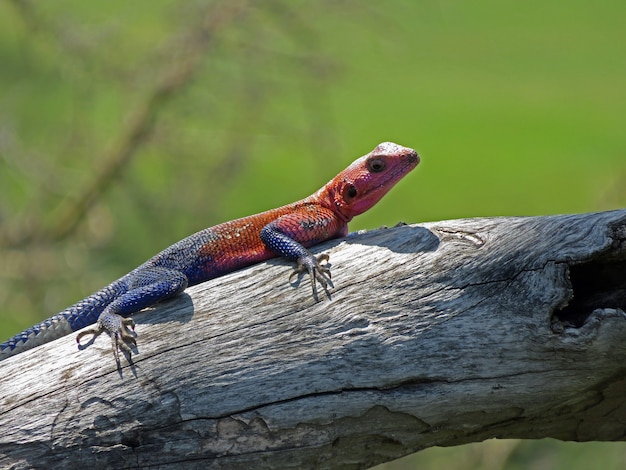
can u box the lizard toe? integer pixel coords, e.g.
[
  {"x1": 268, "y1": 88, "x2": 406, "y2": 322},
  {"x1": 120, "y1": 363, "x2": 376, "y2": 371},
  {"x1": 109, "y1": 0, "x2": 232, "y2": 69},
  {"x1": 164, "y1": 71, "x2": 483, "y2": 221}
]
[
  {"x1": 76, "y1": 310, "x2": 136, "y2": 366},
  {"x1": 290, "y1": 253, "x2": 333, "y2": 301}
]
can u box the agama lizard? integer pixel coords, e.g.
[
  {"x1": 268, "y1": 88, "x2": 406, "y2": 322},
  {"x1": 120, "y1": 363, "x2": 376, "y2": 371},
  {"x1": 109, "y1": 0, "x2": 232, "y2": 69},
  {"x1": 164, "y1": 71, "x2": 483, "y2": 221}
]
[{"x1": 0, "y1": 142, "x2": 419, "y2": 365}]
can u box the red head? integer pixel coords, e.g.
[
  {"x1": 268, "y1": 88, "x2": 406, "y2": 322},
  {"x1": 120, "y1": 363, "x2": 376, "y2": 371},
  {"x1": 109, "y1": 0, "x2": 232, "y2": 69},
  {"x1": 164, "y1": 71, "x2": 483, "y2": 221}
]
[{"x1": 318, "y1": 142, "x2": 419, "y2": 222}]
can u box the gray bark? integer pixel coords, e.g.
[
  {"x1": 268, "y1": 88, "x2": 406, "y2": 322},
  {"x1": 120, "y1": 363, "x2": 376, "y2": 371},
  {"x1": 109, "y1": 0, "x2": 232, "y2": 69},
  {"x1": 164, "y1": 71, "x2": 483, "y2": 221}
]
[{"x1": 2, "y1": 210, "x2": 626, "y2": 469}]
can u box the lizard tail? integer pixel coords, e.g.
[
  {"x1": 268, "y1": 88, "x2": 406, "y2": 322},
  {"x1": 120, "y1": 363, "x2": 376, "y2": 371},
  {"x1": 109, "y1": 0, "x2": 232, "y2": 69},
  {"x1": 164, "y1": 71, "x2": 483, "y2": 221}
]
[{"x1": 0, "y1": 281, "x2": 124, "y2": 361}]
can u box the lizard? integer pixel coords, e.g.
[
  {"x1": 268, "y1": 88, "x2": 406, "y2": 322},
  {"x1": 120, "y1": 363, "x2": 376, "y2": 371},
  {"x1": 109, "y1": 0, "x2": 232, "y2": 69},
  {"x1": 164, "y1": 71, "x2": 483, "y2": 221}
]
[{"x1": 0, "y1": 142, "x2": 419, "y2": 365}]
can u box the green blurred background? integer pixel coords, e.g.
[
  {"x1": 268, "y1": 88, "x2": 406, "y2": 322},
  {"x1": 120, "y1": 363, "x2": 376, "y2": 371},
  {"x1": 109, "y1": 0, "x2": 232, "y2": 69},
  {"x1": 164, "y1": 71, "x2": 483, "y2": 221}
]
[{"x1": 0, "y1": 1, "x2": 624, "y2": 468}]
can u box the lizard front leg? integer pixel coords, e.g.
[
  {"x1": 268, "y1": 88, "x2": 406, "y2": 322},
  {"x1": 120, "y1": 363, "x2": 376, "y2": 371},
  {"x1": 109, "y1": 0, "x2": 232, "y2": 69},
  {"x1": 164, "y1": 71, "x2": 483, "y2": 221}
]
[
  {"x1": 259, "y1": 207, "x2": 343, "y2": 300},
  {"x1": 289, "y1": 253, "x2": 332, "y2": 298}
]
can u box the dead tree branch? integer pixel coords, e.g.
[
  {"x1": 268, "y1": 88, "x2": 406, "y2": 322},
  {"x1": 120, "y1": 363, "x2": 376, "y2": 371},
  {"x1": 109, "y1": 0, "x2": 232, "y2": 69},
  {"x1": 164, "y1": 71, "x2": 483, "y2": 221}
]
[{"x1": 2, "y1": 210, "x2": 626, "y2": 468}]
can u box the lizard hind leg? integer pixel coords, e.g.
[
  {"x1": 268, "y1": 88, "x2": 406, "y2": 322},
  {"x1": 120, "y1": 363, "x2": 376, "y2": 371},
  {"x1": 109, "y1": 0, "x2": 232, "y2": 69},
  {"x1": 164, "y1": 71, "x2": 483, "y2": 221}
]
[
  {"x1": 75, "y1": 267, "x2": 188, "y2": 365},
  {"x1": 76, "y1": 311, "x2": 136, "y2": 365}
]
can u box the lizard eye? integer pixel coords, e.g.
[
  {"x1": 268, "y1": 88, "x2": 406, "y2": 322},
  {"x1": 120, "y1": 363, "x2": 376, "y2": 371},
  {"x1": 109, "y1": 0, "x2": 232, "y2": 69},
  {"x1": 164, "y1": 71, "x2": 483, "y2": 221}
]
[
  {"x1": 368, "y1": 157, "x2": 386, "y2": 173},
  {"x1": 343, "y1": 184, "x2": 357, "y2": 203}
]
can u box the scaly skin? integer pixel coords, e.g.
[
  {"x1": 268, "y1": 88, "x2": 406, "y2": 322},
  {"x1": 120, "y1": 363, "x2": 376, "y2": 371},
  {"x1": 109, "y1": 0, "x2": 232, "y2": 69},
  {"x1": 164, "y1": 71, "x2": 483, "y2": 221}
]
[{"x1": 0, "y1": 142, "x2": 419, "y2": 365}]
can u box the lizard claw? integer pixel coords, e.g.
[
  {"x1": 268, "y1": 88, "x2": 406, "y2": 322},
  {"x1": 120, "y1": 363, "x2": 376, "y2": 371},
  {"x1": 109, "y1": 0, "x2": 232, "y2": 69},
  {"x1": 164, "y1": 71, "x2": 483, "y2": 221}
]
[
  {"x1": 76, "y1": 312, "x2": 136, "y2": 366},
  {"x1": 289, "y1": 253, "x2": 333, "y2": 300}
]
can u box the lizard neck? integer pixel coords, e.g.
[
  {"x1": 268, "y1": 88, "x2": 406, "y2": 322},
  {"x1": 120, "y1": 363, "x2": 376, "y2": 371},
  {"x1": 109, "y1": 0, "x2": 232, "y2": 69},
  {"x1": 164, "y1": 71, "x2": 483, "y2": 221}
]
[{"x1": 306, "y1": 186, "x2": 353, "y2": 224}]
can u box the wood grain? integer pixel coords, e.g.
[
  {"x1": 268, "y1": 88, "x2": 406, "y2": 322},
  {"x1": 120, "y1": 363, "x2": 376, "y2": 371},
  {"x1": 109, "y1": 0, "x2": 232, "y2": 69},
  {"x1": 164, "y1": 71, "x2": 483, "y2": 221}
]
[{"x1": 2, "y1": 210, "x2": 626, "y2": 469}]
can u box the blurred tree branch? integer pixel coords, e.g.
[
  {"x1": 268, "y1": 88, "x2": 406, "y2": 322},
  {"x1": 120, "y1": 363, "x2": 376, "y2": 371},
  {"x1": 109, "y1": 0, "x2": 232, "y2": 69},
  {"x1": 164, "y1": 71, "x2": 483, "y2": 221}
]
[
  {"x1": 0, "y1": 0, "x2": 341, "y2": 338},
  {"x1": 4, "y1": 0, "x2": 249, "y2": 246}
]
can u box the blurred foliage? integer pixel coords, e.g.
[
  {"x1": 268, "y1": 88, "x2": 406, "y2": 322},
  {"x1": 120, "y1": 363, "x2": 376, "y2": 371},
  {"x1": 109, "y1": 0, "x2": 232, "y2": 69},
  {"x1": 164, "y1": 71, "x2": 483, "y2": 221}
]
[
  {"x1": 0, "y1": 0, "x2": 625, "y2": 468},
  {"x1": 380, "y1": 439, "x2": 626, "y2": 470}
]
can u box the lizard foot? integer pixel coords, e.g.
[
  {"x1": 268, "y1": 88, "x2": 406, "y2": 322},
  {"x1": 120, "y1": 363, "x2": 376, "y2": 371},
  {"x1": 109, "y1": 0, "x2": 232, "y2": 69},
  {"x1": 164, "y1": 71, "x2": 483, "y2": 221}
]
[
  {"x1": 289, "y1": 253, "x2": 333, "y2": 301},
  {"x1": 76, "y1": 312, "x2": 136, "y2": 366}
]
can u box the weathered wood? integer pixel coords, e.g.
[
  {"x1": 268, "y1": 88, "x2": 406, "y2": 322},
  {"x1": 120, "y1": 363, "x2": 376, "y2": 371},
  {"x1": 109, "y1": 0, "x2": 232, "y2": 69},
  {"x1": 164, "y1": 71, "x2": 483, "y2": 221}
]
[{"x1": 2, "y1": 210, "x2": 626, "y2": 469}]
